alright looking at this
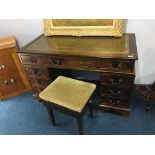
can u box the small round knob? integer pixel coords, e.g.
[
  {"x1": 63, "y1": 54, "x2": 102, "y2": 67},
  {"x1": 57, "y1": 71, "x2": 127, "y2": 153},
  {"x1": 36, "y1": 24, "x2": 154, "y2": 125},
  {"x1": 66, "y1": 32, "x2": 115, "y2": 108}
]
[
  {"x1": 1, "y1": 65, "x2": 5, "y2": 69},
  {"x1": 117, "y1": 91, "x2": 121, "y2": 94},
  {"x1": 10, "y1": 79, "x2": 15, "y2": 84},
  {"x1": 4, "y1": 80, "x2": 8, "y2": 85},
  {"x1": 56, "y1": 59, "x2": 61, "y2": 65}
]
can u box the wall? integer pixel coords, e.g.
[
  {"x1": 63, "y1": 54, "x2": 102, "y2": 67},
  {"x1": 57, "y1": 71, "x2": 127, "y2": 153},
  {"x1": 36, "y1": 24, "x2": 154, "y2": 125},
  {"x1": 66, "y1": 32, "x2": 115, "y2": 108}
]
[
  {"x1": 0, "y1": 19, "x2": 43, "y2": 47},
  {"x1": 0, "y1": 19, "x2": 155, "y2": 84},
  {"x1": 126, "y1": 20, "x2": 155, "y2": 84}
]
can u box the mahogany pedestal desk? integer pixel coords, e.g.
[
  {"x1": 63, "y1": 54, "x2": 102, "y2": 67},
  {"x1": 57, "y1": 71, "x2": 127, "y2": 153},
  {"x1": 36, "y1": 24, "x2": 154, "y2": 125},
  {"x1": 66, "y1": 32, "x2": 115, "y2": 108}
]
[{"x1": 18, "y1": 33, "x2": 138, "y2": 116}]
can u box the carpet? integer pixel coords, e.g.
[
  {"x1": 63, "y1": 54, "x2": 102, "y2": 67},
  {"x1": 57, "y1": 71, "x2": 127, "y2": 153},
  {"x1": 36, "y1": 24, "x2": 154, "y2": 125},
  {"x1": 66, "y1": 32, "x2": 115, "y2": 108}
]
[{"x1": 0, "y1": 92, "x2": 155, "y2": 135}]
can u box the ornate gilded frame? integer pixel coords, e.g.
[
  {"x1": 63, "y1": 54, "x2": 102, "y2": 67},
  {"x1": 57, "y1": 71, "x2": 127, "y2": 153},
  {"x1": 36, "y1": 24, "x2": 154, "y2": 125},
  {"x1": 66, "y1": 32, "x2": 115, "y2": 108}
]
[{"x1": 43, "y1": 19, "x2": 124, "y2": 37}]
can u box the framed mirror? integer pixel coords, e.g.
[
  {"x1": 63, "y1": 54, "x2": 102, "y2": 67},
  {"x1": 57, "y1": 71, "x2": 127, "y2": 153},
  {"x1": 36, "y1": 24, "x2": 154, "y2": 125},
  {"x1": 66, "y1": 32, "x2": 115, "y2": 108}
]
[{"x1": 44, "y1": 19, "x2": 124, "y2": 37}]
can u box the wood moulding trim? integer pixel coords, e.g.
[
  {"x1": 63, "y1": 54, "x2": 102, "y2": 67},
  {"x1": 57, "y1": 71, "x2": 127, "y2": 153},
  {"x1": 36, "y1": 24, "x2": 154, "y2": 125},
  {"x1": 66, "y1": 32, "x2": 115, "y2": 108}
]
[{"x1": 43, "y1": 19, "x2": 124, "y2": 37}]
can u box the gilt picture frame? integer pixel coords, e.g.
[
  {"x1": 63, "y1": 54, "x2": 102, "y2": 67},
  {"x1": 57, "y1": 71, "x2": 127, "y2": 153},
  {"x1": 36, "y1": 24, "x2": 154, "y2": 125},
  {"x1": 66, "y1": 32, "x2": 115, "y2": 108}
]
[{"x1": 43, "y1": 19, "x2": 124, "y2": 37}]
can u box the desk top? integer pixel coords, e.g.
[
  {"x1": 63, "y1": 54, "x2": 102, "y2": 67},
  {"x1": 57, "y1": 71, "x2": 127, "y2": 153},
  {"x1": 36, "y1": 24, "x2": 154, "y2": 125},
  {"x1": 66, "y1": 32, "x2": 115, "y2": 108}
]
[{"x1": 20, "y1": 33, "x2": 138, "y2": 59}]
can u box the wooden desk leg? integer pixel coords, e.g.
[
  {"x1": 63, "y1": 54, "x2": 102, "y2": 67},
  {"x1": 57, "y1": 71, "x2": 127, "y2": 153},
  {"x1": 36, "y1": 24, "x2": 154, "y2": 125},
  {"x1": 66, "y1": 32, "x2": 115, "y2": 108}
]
[
  {"x1": 76, "y1": 116, "x2": 83, "y2": 135},
  {"x1": 47, "y1": 108, "x2": 56, "y2": 126}
]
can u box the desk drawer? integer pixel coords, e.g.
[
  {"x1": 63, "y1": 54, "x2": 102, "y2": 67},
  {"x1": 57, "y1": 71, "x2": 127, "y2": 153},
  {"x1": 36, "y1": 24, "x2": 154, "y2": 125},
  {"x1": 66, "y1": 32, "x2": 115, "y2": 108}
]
[
  {"x1": 100, "y1": 85, "x2": 130, "y2": 98},
  {"x1": 45, "y1": 56, "x2": 97, "y2": 70},
  {"x1": 24, "y1": 66, "x2": 51, "y2": 92},
  {"x1": 101, "y1": 73, "x2": 134, "y2": 87},
  {"x1": 100, "y1": 95, "x2": 129, "y2": 107},
  {"x1": 0, "y1": 54, "x2": 17, "y2": 74},
  {"x1": 29, "y1": 77, "x2": 50, "y2": 88},
  {"x1": 19, "y1": 54, "x2": 44, "y2": 65},
  {"x1": 98, "y1": 59, "x2": 134, "y2": 73},
  {"x1": 25, "y1": 67, "x2": 49, "y2": 79},
  {"x1": 0, "y1": 71, "x2": 26, "y2": 96}
]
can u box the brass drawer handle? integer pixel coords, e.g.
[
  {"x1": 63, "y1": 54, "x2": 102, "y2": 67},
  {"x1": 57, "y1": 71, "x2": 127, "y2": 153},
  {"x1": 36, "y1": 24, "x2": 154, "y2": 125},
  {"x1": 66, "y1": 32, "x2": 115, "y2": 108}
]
[
  {"x1": 0, "y1": 65, "x2": 6, "y2": 70},
  {"x1": 4, "y1": 80, "x2": 9, "y2": 85},
  {"x1": 52, "y1": 59, "x2": 61, "y2": 65},
  {"x1": 4, "y1": 79, "x2": 15, "y2": 86},
  {"x1": 38, "y1": 80, "x2": 46, "y2": 86},
  {"x1": 33, "y1": 69, "x2": 42, "y2": 76},
  {"x1": 26, "y1": 68, "x2": 42, "y2": 77},
  {"x1": 37, "y1": 71, "x2": 42, "y2": 77},
  {"x1": 109, "y1": 98, "x2": 116, "y2": 105},
  {"x1": 110, "y1": 78, "x2": 123, "y2": 84},
  {"x1": 25, "y1": 67, "x2": 28, "y2": 71},
  {"x1": 29, "y1": 56, "x2": 37, "y2": 63},
  {"x1": 10, "y1": 79, "x2": 15, "y2": 84},
  {"x1": 80, "y1": 62, "x2": 93, "y2": 68},
  {"x1": 109, "y1": 61, "x2": 122, "y2": 70},
  {"x1": 109, "y1": 98, "x2": 121, "y2": 104},
  {"x1": 110, "y1": 89, "x2": 121, "y2": 96}
]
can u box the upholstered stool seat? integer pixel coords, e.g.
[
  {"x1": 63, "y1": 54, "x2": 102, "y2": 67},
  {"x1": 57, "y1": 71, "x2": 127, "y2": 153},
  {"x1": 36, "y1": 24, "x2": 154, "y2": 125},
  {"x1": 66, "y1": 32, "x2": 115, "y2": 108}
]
[{"x1": 39, "y1": 76, "x2": 96, "y2": 134}]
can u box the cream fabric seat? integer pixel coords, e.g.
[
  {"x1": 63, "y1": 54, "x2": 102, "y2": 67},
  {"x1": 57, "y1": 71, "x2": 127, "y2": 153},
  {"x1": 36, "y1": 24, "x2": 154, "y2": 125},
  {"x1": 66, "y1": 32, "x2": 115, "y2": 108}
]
[{"x1": 39, "y1": 76, "x2": 96, "y2": 112}]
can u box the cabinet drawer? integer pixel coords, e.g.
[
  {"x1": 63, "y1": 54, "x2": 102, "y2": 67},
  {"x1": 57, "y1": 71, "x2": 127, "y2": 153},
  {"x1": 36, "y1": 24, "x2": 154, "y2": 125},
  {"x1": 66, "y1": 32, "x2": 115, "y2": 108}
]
[
  {"x1": 24, "y1": 67, "x2": 51, "y2": 88},
  {"x1": 100, "y1": 85, "x2": 131, "y2": 97},
  {"x1": 25, "y1": 67, "x2": 49, "y2": 79},
  {"x1": 101, "y1": 73, "x2": 134, "y2": 87},
  {"x1": 76, "y1": 58, "x2": 97, "y2": 69},
  {"x1": 45, "y1": 56, "x2": 69, "y2": 66},
  {"x1": 0, "y1": 54, "x2": 17, "y2": 73},
  {"x1": 45, "y1": 56, "x2": 97, "y2": 70},
  {"x1": 98, "y1": 59, "x2": 134, "y2": 73},
  {"x1": 100, "y1": 95, "x2": 129, "y2": 107},
  {"x1": 28, "y1": 77, "x2": 50, "y2": 88},
  {"x1": 0, "y1": 71, "x2": 26, "y2": 96},
  {"x1": 19, "y1": 54, "x2": 44, "y2": 65}
]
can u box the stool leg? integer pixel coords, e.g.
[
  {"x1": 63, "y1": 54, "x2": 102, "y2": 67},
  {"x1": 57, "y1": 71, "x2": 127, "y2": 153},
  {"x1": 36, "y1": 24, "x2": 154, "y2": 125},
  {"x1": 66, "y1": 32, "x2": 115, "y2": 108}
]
[
  {"x1": 76, "y1": 116, "x2": 83, "y2": 135},
  {"x1": 89, "y1": 105, "x2": 93, "y2": 118},
  {"x1": 89, "y1": 100, "x2": 93, "y2": 118},
  {"x1": 47, "y1": 108, "x2": 56, "y2": 126}
]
